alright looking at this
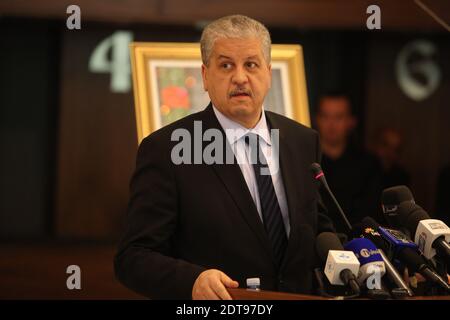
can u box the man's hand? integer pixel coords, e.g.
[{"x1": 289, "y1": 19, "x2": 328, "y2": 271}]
[{"x1": 192, "y1": 269, "x2": 239, "y2": 300}]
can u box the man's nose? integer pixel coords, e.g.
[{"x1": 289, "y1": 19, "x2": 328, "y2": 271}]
[{"x1": 231, "y1": 65, "x2": 249, "y2": 85}]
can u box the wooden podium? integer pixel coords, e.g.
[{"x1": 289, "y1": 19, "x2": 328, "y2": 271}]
[
  {"x1": 228, "y1": 288, "x2": 328, "y2": 300},
  {"x1": 228, "y1": 288, "x2": 450, "y2": 300}
]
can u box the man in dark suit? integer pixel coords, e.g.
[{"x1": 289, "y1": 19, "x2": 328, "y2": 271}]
[{"x1": 114, "y1": 14, "x2": 334, "y2": 300}]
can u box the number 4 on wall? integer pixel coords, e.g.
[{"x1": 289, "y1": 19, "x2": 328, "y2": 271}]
[{"x1": 89, "y1": 31, "x2": 134, "y2": 93}]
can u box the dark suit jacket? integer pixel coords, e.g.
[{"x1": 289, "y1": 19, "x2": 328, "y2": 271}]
[{"x1": 114, "y1": 104, "x2": 335, "y2": 299}]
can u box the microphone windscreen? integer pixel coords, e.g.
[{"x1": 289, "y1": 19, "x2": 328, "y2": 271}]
[
  {"x1": 361, "y1": 216, "x2": 381, "y2": 230},
  {"x1": 359, "y1": 217, "x2": 390, "y2": 252},
  {"x1": 316, "y1": 232, "x2": 343, "y2": 262},
  {"x1": 310, "y1": 162, "x2": 322, "y2": 176},
  {"x1": 381, "y1": 185, "x2": 414, "y2": 207},
  {"x1": 397, "y1": 202, "x2": 430, "y2": 235},
  {"x1": 344, "y1": 238, "x2": 383, "y2": 265}
]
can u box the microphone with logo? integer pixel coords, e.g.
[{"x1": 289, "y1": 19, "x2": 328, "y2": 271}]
[
  {"x1": 316, "y1": 232, "x2": 361, "y2": 298},
  {"x1": 362, "y1": 216, "x2": 450, "y2": 294},
  {"x1": 356, "y1": 222, "x2": 414, "y2": 297},
  {"x1": 382, "y1": 186, "x2": 450, "y2": 271},
  {"x1": 344, "y1": 238, "x2": 390, "y2": 299},
  {"x1": 381, "y1": 185, "x2": 415, "y2": 231}
]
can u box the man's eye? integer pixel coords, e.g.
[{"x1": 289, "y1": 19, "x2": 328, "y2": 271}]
[
  {"x1": 246, "y1": 62, "x2": 257, "y2": 68},
  {"x1": 222, "y1": 63, "x2": 232, "y2": 69}
]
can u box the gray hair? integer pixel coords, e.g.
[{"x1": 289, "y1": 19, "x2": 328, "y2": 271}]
[{"x1": 200, "y1": 15, "x2": 271, "y2": 66}]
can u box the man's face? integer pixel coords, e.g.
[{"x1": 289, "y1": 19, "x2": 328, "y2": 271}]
[
  {"x1": 201, "y1": 37, "x2": 272, "y2": 127},
  {"x1": 316, "y1": 97, "x2": 355, "y2": 146},
  {"x1": 376, "y1": 129, "x2": 403, "y2": 166}
]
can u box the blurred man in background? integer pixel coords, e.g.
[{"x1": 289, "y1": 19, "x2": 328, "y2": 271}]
[
  {"x1": 371, "y1": 127, "x2": 411, "y2": 189},
  {"x1": 315, "y1": 92, "x2": 383, "y2": 233}
]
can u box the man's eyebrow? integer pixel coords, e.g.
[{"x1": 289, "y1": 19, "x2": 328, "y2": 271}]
[
  {"x1": 217, "y1": 55, "x2": 261, "y2": 60},
  {"x1": 217, "y1": 55, "x2": 232, "y2": 60}
]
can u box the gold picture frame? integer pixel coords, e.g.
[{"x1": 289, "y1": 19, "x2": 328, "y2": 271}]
[{"x1": 130, "y1": 42, "x2": 311, "y2": 144}]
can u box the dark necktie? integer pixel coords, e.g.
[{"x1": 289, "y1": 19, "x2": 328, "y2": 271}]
[{"x1": 244, "y1": 133, "x2": 288, "y2": 268}]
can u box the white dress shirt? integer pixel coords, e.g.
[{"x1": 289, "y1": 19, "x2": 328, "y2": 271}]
[{"x1": 212, "y1": 105, "x2": 290, "y2": 237}]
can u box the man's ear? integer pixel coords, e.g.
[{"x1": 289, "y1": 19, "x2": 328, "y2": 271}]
[
  {"x1": 201, "y1": 64, "x2": 208, "y2": 92},
  {"x1": 268, "y1": 63, "x2": 272, "y2": 89}
]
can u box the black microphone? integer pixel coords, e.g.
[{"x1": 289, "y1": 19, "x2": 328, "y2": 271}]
[
  {"x1": 316, "y1": 232, "x2": 361, "y2": 295},
  {"x1": 311, "y1": 163, "x2": 352, "y2": 232},
  {"x1": 381, "y1": 185, "x2": 415, "y2": 230},
  {"x1": 398, "y1": 201, "x2": 450, "y2": 264},
  {"x1": 361, "y1": 216, "x2": 450, "y2": 293},
  {"x1": 316, "y1": 232, "x2": 345, "y2": 262}
]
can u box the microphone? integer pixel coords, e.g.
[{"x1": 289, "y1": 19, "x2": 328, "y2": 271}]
[
  {"x1": 344, "y1": 238, "x2": 390, "y2": 299},
  {"x1": 356, "y1": 222, "x2": 413, "y2": 297},
  {"x1": 381, "y1": 185, "x2": 415, "y2": 230},
  {"x1": 397, "y1": 201, "x2": 450, "y2": 263},
  {"x1": 362, "y1": 217, "x2": 450, "y2": 293},
  {"x1": 316, "y1": 232, "x2": 360, "y2": 295},
  {"x1": 344, "y1": 238, "x2": 386, "y2": 286},
  {"x1": 311, "y1": 163, "x2": 352, "y2": 232},
  {"x1": 381, "y1": 185, "x2": 450, "y2": 263}
]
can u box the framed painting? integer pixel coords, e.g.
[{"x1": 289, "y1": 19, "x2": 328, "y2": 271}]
[{"x1": 130, "y1": 42, "x2": 311, "y2": 143}]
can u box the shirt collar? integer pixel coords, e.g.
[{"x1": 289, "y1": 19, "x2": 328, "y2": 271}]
[{"x1": 212, "y1": 104, "x2": 272, "y2": 146}]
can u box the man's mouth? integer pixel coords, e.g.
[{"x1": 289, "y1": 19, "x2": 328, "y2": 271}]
[{"x1": 229, "y1": 91, "x2": 251, "y2": 98}]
